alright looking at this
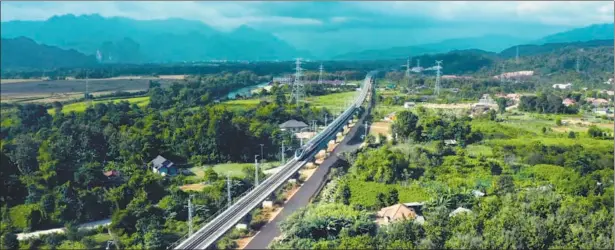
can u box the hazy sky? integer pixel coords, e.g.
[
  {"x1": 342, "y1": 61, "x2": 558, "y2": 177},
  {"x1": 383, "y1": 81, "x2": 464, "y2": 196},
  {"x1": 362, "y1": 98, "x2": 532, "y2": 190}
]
[{"x1": 1, "y1": 1, "x2": 613, "y2": 31}]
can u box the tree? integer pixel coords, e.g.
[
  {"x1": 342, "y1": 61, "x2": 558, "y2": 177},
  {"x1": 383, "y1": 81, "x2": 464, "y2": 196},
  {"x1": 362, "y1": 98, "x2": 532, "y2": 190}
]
[
  {"x1": 392, "y1": 111, "x2": 419, "y2": 140},
  {"x1": 387, "y1": 188, "x2": 399, "y2": 205},
  {"x1": 555, "y1": 117, "x2": 562, "y2": 126},
  {"x1": 568, "y1": 131, "x2": 576, "y2": 138},
  {"x1": 1, "y1": 232, "x2": 18, "y2": 250},
  {"x1": 496, "y1": 175, "x2": 515, "y2": 195},
  {"x1": 496, "y1": 98, "x2": 507, "y2": 114},
  {"x1": 202, "y1": 167, "x2": 219, "y2": 183},
  {"x1": 376, "y1": 192, "x2": 387, "y2": 208},
  {"x1": 587, "y1": 126, "x2": 603, "y2": 138},
  {"x1": 338, "y1": 183, "x2": 351, "y2": 205},
  {"x1": 144, "y1": 229, "x2": 164, "y2": 249}
]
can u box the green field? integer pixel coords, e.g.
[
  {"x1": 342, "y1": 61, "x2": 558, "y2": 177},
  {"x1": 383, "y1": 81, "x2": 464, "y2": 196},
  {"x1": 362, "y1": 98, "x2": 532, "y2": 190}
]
[
  {"x1": 219, "y1": 91, "x2": 358, "y2": 112},
  {"x1": 48, "y1": 96, "x2": 150, "y2": 115},
  {"x1": 188, "y1": 161, "x2": 282, "y2": 180},
  {"x1": 304, "y1": 91, "x2": 358, "y2": 111}
]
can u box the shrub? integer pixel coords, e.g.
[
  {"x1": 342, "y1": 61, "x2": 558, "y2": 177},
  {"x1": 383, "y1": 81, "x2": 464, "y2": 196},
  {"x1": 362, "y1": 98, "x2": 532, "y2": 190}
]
[{"x1": 9, "y1": 204, "x2": 42, "y2": 232}]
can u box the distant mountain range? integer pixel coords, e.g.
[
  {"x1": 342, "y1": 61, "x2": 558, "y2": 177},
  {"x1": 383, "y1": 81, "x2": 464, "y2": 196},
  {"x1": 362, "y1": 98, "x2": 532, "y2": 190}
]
[
  {"x1": 534, "y1": 23, "x2": 614, "y2": 44},
  {"x1": 1, "y1": 37, "x2": 97, "y2": 70},
  {"x1": 333, "y1": 23, "x2": 614, "y2": 61},
  {"x1": 0, "y1": 14, "x2": 612, "y2": 65},
  {"x1": 0, "y1": 14, "x2": 306, "y2": 63}
]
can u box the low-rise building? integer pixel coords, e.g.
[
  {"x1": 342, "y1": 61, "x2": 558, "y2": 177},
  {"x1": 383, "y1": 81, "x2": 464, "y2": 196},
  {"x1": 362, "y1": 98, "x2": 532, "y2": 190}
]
[
  {"x1": 376, "y1": 204, "x2": 417, "y2": 225},
  {"x1": 279, "y1": 119, "x2": 308, "y2": 132},
  {"x1": 150, "y1": 155, "x2": 177, "y2": 176}
]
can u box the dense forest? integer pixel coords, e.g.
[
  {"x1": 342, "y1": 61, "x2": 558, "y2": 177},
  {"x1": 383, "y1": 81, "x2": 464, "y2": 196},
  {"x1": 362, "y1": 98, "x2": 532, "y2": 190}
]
[
  {"x1": 0, "y1": 70, "x2": 347, "y2": 249},
  {"x1": 271, "y1": 101, "x2": 614, "y2": 249}
]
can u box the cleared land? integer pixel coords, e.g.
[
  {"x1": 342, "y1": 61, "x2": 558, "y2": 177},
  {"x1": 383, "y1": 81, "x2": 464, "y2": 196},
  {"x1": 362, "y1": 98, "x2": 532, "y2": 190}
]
[{"x1": 1, "y1": 77, "x2": 180, "y2": 103}]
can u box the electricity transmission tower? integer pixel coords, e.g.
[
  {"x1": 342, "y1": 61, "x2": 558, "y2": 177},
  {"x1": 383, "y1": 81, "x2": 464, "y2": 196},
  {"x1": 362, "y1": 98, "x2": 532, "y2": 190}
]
[
  {"x1": 576, "y1": 49, "x2": 583, "y2": 73},
  {"x1": 318, "y1": 63, "x2": 324, "y2": 85},
  {"x1": 435, "y1": 60, "x2": 442, "y2": 95},
  {"x1": 292, "y1": 58, "x2": 304, "y2": 104},
  {"x1": 405, "y1": 58, "x2": 411, "y2": 78}
]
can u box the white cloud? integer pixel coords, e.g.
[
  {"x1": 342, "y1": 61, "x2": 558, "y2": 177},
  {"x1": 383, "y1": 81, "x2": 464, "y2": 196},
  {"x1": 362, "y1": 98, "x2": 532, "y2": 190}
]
[
  {"x1": 1, "y1": 1, "x2": 612, "y2": 30},
  {"x1": 0, "y1": 1, "x2": 321, "y2": 30}
]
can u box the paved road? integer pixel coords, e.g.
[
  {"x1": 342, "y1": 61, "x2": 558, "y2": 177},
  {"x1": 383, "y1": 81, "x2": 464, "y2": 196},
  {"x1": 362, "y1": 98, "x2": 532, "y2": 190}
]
[
  {"x1": 17, "y1": 219, "x2": 111, "y2": 241},
  {"x1": 245, "y1": 103, "x2": 371, "y2": 249}
]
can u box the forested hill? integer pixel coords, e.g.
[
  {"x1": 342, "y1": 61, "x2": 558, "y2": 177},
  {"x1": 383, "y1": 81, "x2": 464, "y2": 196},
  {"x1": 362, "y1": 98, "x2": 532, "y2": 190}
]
[
  {"x1": 499, "y1": 39, "x2": 614, "y2": 58},
  {"x1": 388, "y1": 40, "x2": 613, "y2": 78},
  {"x1": 1, "y1": 37, "x2": 98, "y2": 70}
]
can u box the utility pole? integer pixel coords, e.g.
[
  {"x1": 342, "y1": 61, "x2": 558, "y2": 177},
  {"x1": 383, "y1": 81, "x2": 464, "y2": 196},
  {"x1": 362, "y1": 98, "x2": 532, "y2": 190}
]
[
  {"x1": 281, "y1": 141, "x2": 285, "y2": 163},
  {"x1": 318, "y1": 63, "x2": 324, "y2": 85},
  {"x1": 185, "y1": 194, "x2": 206, "y2": 236},
  {"x1": 254, "y1": 155, "x2": 259, "y2": 186},
  {"x1": 435, "y1": 60, "x2": 442, "y2": 96},
  {"x1": 226, "y1": 175, "x2": 232, "y2": 208},
  {"x1": 324, "y1": 113, "x2": 328, "y2": 127},
  {"x1": 516, "y1": 46, "x2": 519, "y2": 64},
  {"x1": 187, "y1": 195, "x2": 194, "y2": 236},
  {"x1": 259, "y1": 144, "x2": 264, "y2": 161},
  {"x1": 364, "y1": 120, "x2": 369, "y2": 140}
]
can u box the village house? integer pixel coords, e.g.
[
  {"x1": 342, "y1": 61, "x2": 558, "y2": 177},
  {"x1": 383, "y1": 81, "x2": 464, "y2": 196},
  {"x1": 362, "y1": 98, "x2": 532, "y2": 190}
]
[
  {"x1": 591, "y1": 98, "x2": 609, "y2": 107},
  {"x1": 562, "y1": 98, "x2": 576, "y2": 107},
  {"x1": 279, "y1": 119, "x2": 308, "y2": 132},
  {"x1": 376, "y1": 204, "x2": 418, "y2": 225},
  {"x1": 150, "y1": 155, "x2": 177, "y2": 176}
]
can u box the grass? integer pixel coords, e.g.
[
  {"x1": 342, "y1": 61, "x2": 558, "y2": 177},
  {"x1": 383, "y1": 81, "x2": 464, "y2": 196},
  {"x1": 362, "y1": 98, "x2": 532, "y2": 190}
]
[
  {"x1": 305, "y1": 91, "x2": 358, "y2": 111},
  {"x1": 48, "y1": 96, "x2": 150, "y2": 115},
  {"x1": 346, "y1": 179, "x2": 430, "y2": 208},
  {"x1": 218, "y1": 91, "x2": 358, "y2": 113},
  {"x1": 220, "y1": 98, "x2": 264, "y2": 111},
  {"x1": 188, "y1": 161, "x2": 282, "y2": 180}
]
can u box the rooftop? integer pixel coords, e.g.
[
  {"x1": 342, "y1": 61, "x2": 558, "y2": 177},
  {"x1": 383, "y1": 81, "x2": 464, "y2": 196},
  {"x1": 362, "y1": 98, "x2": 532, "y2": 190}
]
[{"x1": 279, "y1": 119, "x2": 308, "y2": 129}]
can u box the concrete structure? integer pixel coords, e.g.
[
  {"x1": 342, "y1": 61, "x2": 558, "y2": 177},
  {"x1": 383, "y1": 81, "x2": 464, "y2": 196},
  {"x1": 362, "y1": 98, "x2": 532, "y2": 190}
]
[{"x1": 494, "y1": 70, "x2": 534, "y2": 80}]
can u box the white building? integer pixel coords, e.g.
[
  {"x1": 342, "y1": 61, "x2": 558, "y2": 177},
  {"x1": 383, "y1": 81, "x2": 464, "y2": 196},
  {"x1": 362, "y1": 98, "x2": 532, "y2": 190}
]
[{"x1": 552, "y1": 83, "x2": 572, "y2": 90}]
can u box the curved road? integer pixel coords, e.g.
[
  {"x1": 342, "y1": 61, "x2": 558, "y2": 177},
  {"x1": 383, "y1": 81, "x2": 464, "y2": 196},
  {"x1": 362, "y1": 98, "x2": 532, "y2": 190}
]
[{"x1": 245, "y1": 92, "x2": 372, "y2": 249}]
